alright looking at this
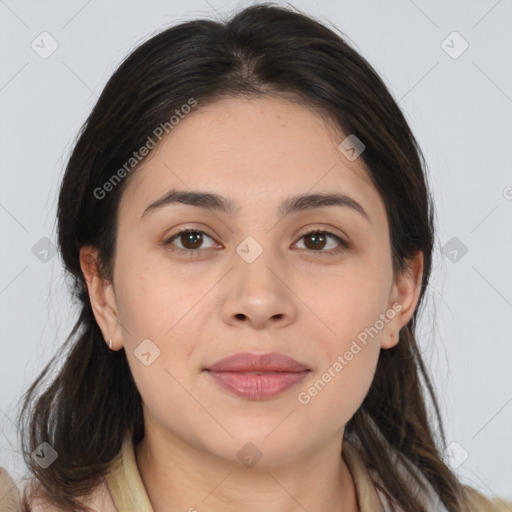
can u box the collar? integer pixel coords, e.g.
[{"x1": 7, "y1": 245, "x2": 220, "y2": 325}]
[{"x1": 105, "y1": 433, "x2": 153, "y2": 512}]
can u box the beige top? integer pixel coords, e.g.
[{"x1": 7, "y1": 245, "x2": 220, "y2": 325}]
[
  {"x1": 103, "y1": 434, "x2": 512, "y2": 512},
  {"x1": 0, "y1": 467, "x2": 21, "y2": 512},
  {"x1": 6, "y1": 434, "x2": 512, "y2": 511}
]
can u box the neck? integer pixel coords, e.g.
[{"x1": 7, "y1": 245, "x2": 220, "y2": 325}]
[{"x1": 135, "y1": 426, "x2": 359, "y2": 512}]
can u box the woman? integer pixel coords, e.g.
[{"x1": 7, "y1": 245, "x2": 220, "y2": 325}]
[{"x1": 16, "y1": 3, "x2": 511, "y2": 511}]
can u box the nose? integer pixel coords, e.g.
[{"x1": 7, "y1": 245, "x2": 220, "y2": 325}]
[{"x1": 221, "y1": 247, "x2": 297, "y2": 330}]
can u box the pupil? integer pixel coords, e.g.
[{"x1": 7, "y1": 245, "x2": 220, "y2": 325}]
[
  {"x1": 307, "y1": 232, "x2": 325, "y2": 250},
  {"x1": 184, "y1": 232, "x2": 202, "y2": 249}
]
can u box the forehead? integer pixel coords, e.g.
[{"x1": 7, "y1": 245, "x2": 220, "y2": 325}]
[{"x1": 119, "y1": 96, "x2": 386, "y2": 227}]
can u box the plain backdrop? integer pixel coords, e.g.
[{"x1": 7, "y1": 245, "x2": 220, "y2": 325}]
[{"x1": 1, "y1": 0, "x2": 511, "y2": 502}]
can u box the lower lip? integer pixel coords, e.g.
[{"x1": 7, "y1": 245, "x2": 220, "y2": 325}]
[{"x1": 206, "y1": 370, "x2": 310, "y2": 400}]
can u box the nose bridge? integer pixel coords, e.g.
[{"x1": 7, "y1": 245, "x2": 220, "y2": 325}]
[
  {"x1": 223, "y1": 233, "x2": 295, "y2": 328},
  {"x1": 234, "y1": 233, "x2": 280, "y2": 296}
]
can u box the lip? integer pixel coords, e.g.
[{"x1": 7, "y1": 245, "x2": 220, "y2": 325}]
[
  {"x1": 206, "y1": 352, "x2": 310, "y2": 373},
  {"x1": 204, "y1": 352, "x2": 311, "y2": 400}
]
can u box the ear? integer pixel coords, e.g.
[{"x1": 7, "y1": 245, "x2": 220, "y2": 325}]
[
  {"x1": 79, "y1": 245, "x2": 123, "y2": 351},
  {"x1": 381, "y1": 250, "x2": 424, "y2": 350}
]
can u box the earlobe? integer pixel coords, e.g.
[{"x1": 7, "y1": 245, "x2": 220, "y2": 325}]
[
  {"x1": 381, "y1": 251, "x2": 424, "y2": 350},
  {"x1": 79, "y1": 246, "x2": 120, "y2": 346},
  {"x1": 381, "y1": 329, "x2": 399, "y2": 350}
]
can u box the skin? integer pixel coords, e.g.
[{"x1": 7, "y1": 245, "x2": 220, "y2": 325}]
[{"x1": 80, "y1": 96, "x2": 423, "y2": 512}]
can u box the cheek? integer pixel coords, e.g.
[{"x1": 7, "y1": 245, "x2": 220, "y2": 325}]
[
  {"x1": 296, "y1": 338, "x2": 380, "y2": 434},
  {"x1": 294, "y1": 261, "x2": 389, "y2": 418},
  {"x1": 114, "y1": 256, "x2": 206, "y2": 380},
  {"x1": 303, "y1": 261, "x2": 391, "y2": 350},
  {"x1": 114, "y1": 254, "x2": 200, "y2": 341}
]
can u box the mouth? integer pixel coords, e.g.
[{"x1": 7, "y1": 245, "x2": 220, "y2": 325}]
[{"x1": 204, "y1": 352, "x2": 311, "y2": 400}]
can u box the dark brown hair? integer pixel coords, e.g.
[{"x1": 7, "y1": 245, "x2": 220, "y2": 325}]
[{"x1": 18, "y1": 3, "x2": 476, "y2": 511}]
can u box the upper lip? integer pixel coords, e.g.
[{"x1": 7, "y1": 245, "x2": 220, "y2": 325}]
[{"x1": 205, "y1": 352, "x2": 310, "y2": 372}]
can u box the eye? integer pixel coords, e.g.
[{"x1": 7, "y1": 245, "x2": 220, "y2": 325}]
[
  {"x1": 294, "y1": 229, "x2": 349, "y2": 254},
  {"x1": 164, "y1": 229, "x2": 218, "y2": 255},
  {"x1": 163, "y1": 228, "x2": 349, "y2": 257}
]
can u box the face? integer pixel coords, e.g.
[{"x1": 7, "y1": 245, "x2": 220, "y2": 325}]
[{"x1": 83, "y1": 95, "x2": 422, "y2": 465}]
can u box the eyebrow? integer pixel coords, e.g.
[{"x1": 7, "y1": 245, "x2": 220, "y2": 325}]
[{"x1": 141, "y1": 189, "x2": 370, "y2": 222}]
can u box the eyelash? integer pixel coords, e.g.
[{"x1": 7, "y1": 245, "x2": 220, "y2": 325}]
[{"x1": 163, "y1": 228, "x2": 349, "y2": 257}]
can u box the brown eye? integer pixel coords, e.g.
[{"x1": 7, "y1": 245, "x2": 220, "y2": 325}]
[
  {"x1": 295, "y1": 230, "x2": 348, "y2": 253},
  {"x1": 178, "y1": 231, "x2": 203, "y2": 249},
  {"x1": 303, "y1": 232, "x2": 327, "y2": 250},
  {"x1": 165, "y1": 229, "x2": 216, "y2": 254}
]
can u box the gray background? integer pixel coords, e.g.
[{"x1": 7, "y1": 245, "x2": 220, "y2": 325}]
[{"x1": 1, "y1": 0, "x2": 511, "y2": 502}]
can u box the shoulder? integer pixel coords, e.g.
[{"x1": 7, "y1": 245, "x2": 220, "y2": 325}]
[
  {"x1": 0, "y1": 467, "x2": 22, "y2": 512},
  {"x1": 464, "y1": 485, "x2": 512, "y2": 512},
  {"x1": 24, "y1": 478, "x2": 117, "y2": 512}
]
